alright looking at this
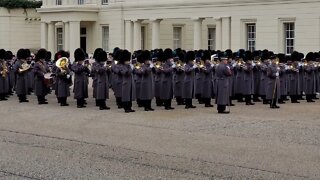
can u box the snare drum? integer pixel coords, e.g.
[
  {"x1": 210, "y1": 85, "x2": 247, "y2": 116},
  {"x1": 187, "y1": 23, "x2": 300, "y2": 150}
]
[{"x1": 44, "y1": 73, "x2": 53, "y2": 87}]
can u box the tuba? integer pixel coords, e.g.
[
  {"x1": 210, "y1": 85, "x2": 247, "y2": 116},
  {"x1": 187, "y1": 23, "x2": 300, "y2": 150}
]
[{"x1": 56, "y1": 57, "x2": 69, "y2": 72}]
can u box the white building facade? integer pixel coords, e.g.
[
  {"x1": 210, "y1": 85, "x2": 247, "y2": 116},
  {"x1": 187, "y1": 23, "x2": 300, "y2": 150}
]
[{"x1": 34, "y1": 0, "x2": 320, "y2": 57}]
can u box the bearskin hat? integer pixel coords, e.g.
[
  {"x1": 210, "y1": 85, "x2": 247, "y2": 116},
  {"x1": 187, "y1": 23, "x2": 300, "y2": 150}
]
[
  {"x1": 177, "y1": 52, "x2": 185, "y2": 63},
  {"x1": 261, "y1": 49, "x2": 269, "y2": 60},
  {"x1": 93, "y1": 48, "x2": 103, "y2": 60},
  {"x1": 163, "y1": 48, "x2": 173, "y2": 60},
  {"x1": 185, "y1": 51, "x2": 195, "y2": 62},
  {"x1": 244, "y1": 51, "x2": 253, "y2": 61},
  {"x1": 225, "y1": 49, "x2": 233, "y2": 59},
  {"x1": 119, "y1": 49, "x2": 131, "y2": 63},
  {"x1": 35, "y1": 48, "x2": 47, "y2": 62},
  {"x1": 5, "y1": 51, "x2": 13, "y2": 60},
  {"x1": 96, "y1": 51, "x2": 107, "y2": 62},
  {"x1": 202, "y1": 50, "x2": 211, "y2": 60},
  {"x1": 306, "y1": 52, "x2": 315, "y2": 61},
  {"x1": 0, "y1": 49, "x2": 6, "y2": 59},
  {"x1": 291, "y1": 51, "x2": 300, "y2": 62},
  {"x1": 17, "y1": 49, "x2": 28, "y2": 59},
  {"x1": 74, "y1": 48, "x2": 86, "y2": 62},
  {"x1": 142, "y1": 50, "x2": 151, "y2": 62},
  {"x1": 277, "y1": 53, "x2": 286, "y2": 63}
]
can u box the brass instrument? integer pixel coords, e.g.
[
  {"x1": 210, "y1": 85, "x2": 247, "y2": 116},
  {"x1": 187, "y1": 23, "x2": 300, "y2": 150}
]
[
  {"x1": 175, "y1": 60, "x2": 185, "y2": 70},
  {"x1": 0, "y1": 61, "x2": 8, "y2": 78},
  {"x1": 19, "y1": 61, "x2": 31, "y2": 72},
  {"x1": 56, "y1": 57, "x2": 69, "y2": 72},
  {"x1": 196, "y1": 60, "x2": 205, "y2": 69},
  {"x1": 134, "y1": 62, "x2": 142, "y2": 70},
  {"x1": 155, "y1": 61, "x2": 162, "y2": 69}
]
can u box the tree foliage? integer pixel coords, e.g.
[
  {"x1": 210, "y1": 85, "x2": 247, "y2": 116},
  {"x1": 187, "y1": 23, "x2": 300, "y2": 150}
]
[{"x1": 0, "y1": 0, "x2": 42, "y2": 9}]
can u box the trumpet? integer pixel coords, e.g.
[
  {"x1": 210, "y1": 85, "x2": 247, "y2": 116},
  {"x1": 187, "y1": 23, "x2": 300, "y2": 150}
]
[
  {"x1": 175, "y1": 60, "x2": 185, "y2": 70},
  {"x1": 155, "y1": 61, "x2": 162, "y2": 69},
  {"x1": 134, "y1": 62, "x2": 142, "y2": 70}
]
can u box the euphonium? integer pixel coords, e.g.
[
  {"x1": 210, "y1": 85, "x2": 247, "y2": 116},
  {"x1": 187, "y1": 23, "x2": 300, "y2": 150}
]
[
  {"x1": 19, "y1": 61, "x2": 31, "y2": 72},
  {"x1": 0, "y1": 62, "x2": 8, "y2": 78}
]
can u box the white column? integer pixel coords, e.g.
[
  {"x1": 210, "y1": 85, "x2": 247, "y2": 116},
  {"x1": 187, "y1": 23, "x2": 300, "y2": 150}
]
[
  {"x1": 151, "y1": 19, "x2": 162, "y2": 50},
  {"x1": 64, "y1": 22, "x2": 70, "y2": 51},
  {"x1": 193, "y1": 18, "x2": 204, "y2": 50},
  {"x1": 221, "y1": 17, "x2": 231, "y2": 50},
  {"x1": 133, "y1": 20, "x2": 142, "y2": 51},
  {"x1": 69, "y1": 21, "x2": 81, "y2": 61},
  {"x1": 40, "y1": 22, "x2": 48, "y2": 49},
  {"x1": 125, "y1": 20, "x2": 133, "y2": 52},
  {"x1": 215, "y1": 18, "x2": 222, "y2": 50},
  {"x1": 47, "y1": 21, "x2": 55, "y2": 54}
]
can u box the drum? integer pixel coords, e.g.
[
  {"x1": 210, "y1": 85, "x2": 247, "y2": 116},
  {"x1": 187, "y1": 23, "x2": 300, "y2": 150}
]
[{"x1": 44, "y1": 73, "x2": 53, "y2": 87}]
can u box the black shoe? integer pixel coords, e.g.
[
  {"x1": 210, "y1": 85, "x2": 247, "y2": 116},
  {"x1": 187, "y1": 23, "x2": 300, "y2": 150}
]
[
  {"x1": 125, "y1": 109, "x2": 131, "y2": 113},
  {"x1": 218, "y1": 111, "x2": 230, "y2": 114},
  {"x1": 246, "y1": 102, "x2": 255, "y2": 105},
  {"x1": 185, "y1": 105, "x2": 196, "y2": 109},
  {"x1": 291, "y1": 101, "x2": 300, "y2": 103},
  {"x1": 205, "y1": 104, "x2": 214, "y2": 107},
  {"x1": 165, "y1": 107, "x2": 175, "y2": 110},
  {"x1": 99, "y1": 106, "x2": 110, "y2": 110},
  {"x1": 19, "y1": 99, "x2": 29, "y2": 103},
  {"x1": 307, "y1": 100, "x2": 315, "y2": 103},
  {"x1": 148, "y1": 108, "x2": 155, "y2": 111},
  {"x1": 60, "y1": 103, "x2": 69, "y2": 106},
  {"x1": 0, "y1": 98, "x2": 8, "y2": 101},
  {"x1": 278, "y1": 101, "x2": 285, "y2": 104},
  {"x1": 38, "y1": 101, "x2": 48, "y2": 105},
  {"x1": 253, "y1": 99, "x2": 262, "y2": 102},
  {"x1": 77, "y1": 105, "x2": 86, "y2": 108},
  {"x1": 129, "y1": 109, "x2": 135, "y2": 112},
  {"x1": 270, "y1": 105, "x2": 280, "y2": 109}
]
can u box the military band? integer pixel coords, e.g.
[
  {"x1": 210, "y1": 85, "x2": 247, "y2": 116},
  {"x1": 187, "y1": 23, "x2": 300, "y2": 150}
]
[{"x1": 1, "y1": 47, "x2": 320, "y2": 114}]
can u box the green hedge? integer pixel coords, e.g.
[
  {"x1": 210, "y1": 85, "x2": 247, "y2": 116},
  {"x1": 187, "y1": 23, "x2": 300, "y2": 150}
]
[{"x1": 0, "y1": 0, "x2": 42, "y2": 9}]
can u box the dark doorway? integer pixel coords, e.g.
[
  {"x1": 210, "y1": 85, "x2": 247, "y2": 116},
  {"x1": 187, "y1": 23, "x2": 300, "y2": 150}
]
[{"x1": 80, "y1": 27, "x2": 87, "y2": 53}]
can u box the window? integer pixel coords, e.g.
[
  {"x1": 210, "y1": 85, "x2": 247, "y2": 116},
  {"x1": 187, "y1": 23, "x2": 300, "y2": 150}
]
[
  {"x1": 208, "y1": 28, "x2": 216, "y2": 50},
  {"x1": 78, "y1": 0, "x2": 84, "y2": 5},
  {"x1": 57, "y1": 28, "x2": 63, "y2": 51},
  {"x1": 284, "y1": 22, "x2": 294, "y2": 54},
  {"x1": 56, "y1": 0, "x2": 62, "y2": 5},
  {"x1": 173, "y1": 27, "x2": 182, "y2": 49},
  {"x1": 247, "y1": 24, "x2": 256, "y2": 52},
  {"x1": 102, "y1": 26, "x2": 109, "y2": 51},
  {"x1": 102, "y1": 0, "x2": 108, "y2": 4}
]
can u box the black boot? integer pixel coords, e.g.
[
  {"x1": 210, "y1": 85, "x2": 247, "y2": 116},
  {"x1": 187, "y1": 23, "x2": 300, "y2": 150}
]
[
  {"x1": 60, "y1": 97, "x2": 69, "y2": 106},
  {"x1": 185, "y1": 98, "x2": 196, "y2": 109},
  {"x1": 204, "y1": 98, "x2": 213, "y2": 107},
  {"x1": 156, "y1": 97, "x2": 163, "y2": 106},
  {"x1": 245, "y1": 95, "x2": 255, "y2": 105},
  {"x1": 0, "y1": 93, "x2": 8, "y2": 101},
  {"x1": 164, "y1": 99, "x2": 174, "y2": 110},
  {"x1": 77, "y1": 99, "x2": 86, "y2": 108}
]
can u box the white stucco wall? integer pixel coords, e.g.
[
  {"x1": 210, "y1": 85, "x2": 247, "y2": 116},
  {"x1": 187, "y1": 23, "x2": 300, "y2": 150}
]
[{"x1": 0, "y1": 8, "x2": 41, "y2": 54}]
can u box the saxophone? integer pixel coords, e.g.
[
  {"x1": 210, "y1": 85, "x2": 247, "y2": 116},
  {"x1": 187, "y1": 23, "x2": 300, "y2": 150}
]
[{"x1": 0, "y1": 61, "x2": 8, "y2": 78}]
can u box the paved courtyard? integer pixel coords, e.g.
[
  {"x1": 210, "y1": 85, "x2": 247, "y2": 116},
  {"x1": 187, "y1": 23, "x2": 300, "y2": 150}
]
[{"x1": 0, "y1": 90, "x2": 320, "y2": 179}]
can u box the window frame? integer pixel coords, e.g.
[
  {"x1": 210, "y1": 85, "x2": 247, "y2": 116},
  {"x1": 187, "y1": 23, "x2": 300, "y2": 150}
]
[
  {"x1": 207, "y1": 27, "x2": 216, "y2": 50},
  {"x1": 284, "y1": 22, "x2": 295, "y2": 55},
  {"x1": 56, "y1": 27, "x2": 64, "y2": 51},
  {"x1": 247, "y1": 23, "x2": 256, "y2": 52},
  {"x1": 173, "y1": 26, "x2": 182, "y2": 49},
  {"x1": 102, "y1": 26, "x2": 110, "y2": 52}
]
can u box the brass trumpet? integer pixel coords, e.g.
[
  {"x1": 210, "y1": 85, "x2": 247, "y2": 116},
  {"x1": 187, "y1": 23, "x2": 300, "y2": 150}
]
[
  {"x1": 155, "y1": 61, "x2": 162, "y2": 69},
  {"x1": 19, "y1": 62, "x2": 31, "y2": 72},
  {"x1": 134, "y1": 62, "x2": 142, "y2": 70}
]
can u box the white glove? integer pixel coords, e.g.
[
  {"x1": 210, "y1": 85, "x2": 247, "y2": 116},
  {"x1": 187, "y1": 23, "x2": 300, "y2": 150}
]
[
  {"x1": 171, "y1": 64, "x2": 176, "y2": 68},
  {"x1": 130, "y1": 64, "x2": 134, "y2": 70},
  {"x1": 66, "y1": 74, "x2": 71, "y2": 79},
  {"x1": 275, "y1": 72, "x2": 279, "y2": 77},
  {"x1": 150, "y1": 63, "x2": 154, "y2": 68},
  {"x1": 193, "y1": 64, "x2": 197, "y2": 69}
]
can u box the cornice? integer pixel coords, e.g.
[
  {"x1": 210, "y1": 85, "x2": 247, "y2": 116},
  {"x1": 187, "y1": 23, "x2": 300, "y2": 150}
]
[{"x1": 37, "y1": 6, "x2": 99, "y2": 13}]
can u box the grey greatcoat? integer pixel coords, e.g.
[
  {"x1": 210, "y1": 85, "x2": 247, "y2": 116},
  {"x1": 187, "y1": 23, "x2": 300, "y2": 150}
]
[
  {"x1": 227, "y1": 64, "x2": 235, "y2": 97},
  {"x1": 182, "y1": 63, "x2": 195, "y2": 99},
  {"x1": 242, "y1": 64, "x2": 254, "y2": 95},
  {"x1": 56, "y1": 68, "x2": 71, "y2": 98},
  {"x1": 154, "y1": 67, "x2": 162, "y2": 98},
  {"x1": 195, "y1": 69, "x2": 204, "y2": 96},
  {"x1": 134, "y1": 68, "x2": 143, "y2": 100},
  {"x1": 304, "y1": 65, "x2": 317, "y2": 95},
  {"x1": 140, "y1": 64, "x2": 154, "y2": 100},
  {"x1": 287, "y1": 68, "x2": 300, "y2": 95},
  {"x1": 253, "y1": 66, "x2": 261, "y2": 95},
  {"x1": 72, "y1": 62, "x2": 89, "y2": 99},
  {"x1": 173, "y1": 67, "x2": 184, "y2": 97},
  {"x1": 33, "y1": 61, "x2": 49, "y2": 96},
  {"x1": 160, "y1": 61, "x2": 174, "y2": 100},
  {"x1": 119, "y1": 64, "x2": 136, "y2": 102},
  {"x1": 95, "y1": 63, "x2": 109, "y2": 100},
  {"x1": 259, "y1": 64, "x2": 268, "y2": 96},
  {"x1": 266, "y1": 64, "x2": 281, "y2": 100},
  {"x1": 215, "y1": 64, "x2": 232, "y2": 105},
  {"x1": 202, "y1": 64, "x2": 214, "y2": 99},
  {"x1": 91, "y1": 61, "x2": 98, "y2": 98},
  {"x1": 234, "y1": 65, "x2": 244, "y2": 95},
  {"x1": 13, "y1": 60, "x2": 28, "y2": 95},
  {"x1": 279, "y1": 67, "x2": 288, "y2": 96},
  {"x1": 111, "y1": 64, "x2": 122, "y2": 98}
]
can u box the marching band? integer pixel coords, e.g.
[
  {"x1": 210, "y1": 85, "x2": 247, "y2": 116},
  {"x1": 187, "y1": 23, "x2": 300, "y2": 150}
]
[{"x1": 1, "y1": 47, "x2": 320, "y2": 114}]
